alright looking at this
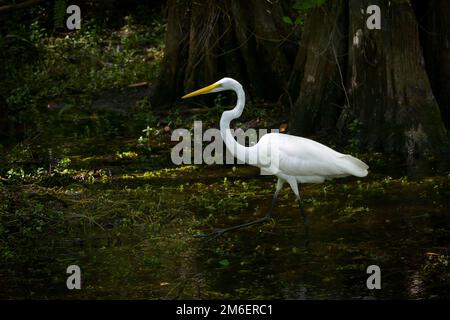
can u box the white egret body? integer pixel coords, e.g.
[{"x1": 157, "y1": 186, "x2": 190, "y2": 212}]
[{"x1": 182, "y1": 77, "x2": 369, "y2": 238}]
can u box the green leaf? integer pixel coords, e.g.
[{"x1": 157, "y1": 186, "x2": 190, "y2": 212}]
[
  {"x1": 294, "y1": 17, "x2": 304, "y2": 25},
  {"x1": 219, "y1": 259, "x2": 230, "y2": 267},
  {"x1": 282, "y1": 16, "x2": 293, "y2": 25}
]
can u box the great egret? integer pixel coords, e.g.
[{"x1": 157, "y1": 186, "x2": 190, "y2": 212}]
[{"x1": 182, "y1": 77, "x2": 369, "y2": 239}]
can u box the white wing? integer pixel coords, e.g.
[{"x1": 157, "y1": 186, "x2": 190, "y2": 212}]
[{"x1": 256, "y1": 133, "x2": 369, "y2": 179}]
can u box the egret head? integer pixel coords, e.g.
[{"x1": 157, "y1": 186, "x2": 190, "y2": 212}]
[{"x1": 182, "y1": 77, "x2": 241, "y2": 99}]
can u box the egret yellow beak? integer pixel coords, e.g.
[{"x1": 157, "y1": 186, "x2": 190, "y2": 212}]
[{"x1": 182, "y1": 83, "x2": 221, "y2": 99}]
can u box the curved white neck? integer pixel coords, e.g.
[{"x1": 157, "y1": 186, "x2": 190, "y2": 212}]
[{"x1": 219, "y1": 85, "x2": 252, "y2": 164}]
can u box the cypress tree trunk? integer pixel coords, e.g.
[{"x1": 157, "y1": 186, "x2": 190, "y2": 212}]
[
  {"x1": 345, "y1": 0, "x2": 449, "y2": 156},
  {"x1": 150, "y1": 0, "x2": 191, "y2": 108},
  {"x1": 288, "y1": 0, "x2": 347, "y2": 136},
  {"x1": 151, "y1": 0, "x2": 296, "y2": 107},
  {"x1": 289, "y1": 0, "x2": 450, "y2": 157},
  {"x1": 413, "y1": 0, "x2": 450, "y2": 129}
]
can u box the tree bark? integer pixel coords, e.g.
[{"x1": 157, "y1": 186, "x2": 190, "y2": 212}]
[
  {"x1": 344, "y1": 0, "x2": 449, "y2": 156},
  {"x1": 150, "y1": 0, "x2": 191, "y2": 108},
  {"x1": 288, "y1": 0, "x2": 347, "y2": 136},
  {"x1": 151, "y1": 0, "x2": 297, "y2": 108},
  {"x1": 288, "y1": 0, "x2": 449, "y2": 157},
  {"x1": 413, "y1": 0, "x2": 450, "y2": 129}
]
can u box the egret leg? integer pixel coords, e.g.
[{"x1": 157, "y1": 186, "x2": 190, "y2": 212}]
[
  {"x1": 195, "y1": 179, "x2": 285, "y2": 238},
  {"x1": 288, "y1": 181, "x2": 310, "y2": 246},
  {"x1": 296, "y1": 195, "x2": 310, "y2": 246}
]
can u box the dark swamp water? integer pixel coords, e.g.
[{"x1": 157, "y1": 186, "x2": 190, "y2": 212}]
[
  {"x1": 1, "y1": 153, "x2": 449, "y2": 300},
  {"x1": 0, "y1": 127, "x2": 449, "y2": 300}
]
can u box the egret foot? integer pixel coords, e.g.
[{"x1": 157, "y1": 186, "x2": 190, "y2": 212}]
[
  {"x1": 194, "y1": 215, "x2": 272, "y2": 239},
  {"x1": 194, "y1": 189, "x2": 280, "y2": 239}
]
